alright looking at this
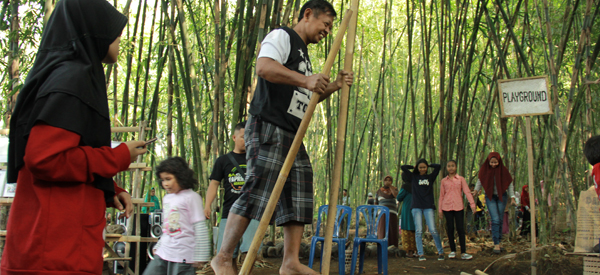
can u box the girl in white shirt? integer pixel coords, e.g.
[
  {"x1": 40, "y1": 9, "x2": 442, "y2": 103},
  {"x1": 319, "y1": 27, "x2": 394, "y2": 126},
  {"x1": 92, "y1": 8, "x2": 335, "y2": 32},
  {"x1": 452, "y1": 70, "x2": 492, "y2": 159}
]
[{"x1": 144, "y1": 157, "x2": 210, "y2": 275}]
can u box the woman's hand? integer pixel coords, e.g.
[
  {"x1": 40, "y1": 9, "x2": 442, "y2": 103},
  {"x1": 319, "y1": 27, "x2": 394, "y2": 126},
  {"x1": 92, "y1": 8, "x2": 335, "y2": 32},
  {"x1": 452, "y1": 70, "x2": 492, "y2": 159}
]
[
  {"x1": 114, "y1": 191, "x2": 134, "y2": 218},
  {"x1": 204, "y1": 207, "x2": 212, "y2": 220},
  {"x1": 124, "y1": 141, "x2": 147, "y2": 162}
]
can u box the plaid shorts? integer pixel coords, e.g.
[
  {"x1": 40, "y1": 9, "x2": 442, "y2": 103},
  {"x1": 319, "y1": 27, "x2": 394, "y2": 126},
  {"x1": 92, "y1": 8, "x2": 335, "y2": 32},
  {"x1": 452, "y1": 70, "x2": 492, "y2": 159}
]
[{"x1": 230, "y1": 115, "x2": 313, "y2": 225}]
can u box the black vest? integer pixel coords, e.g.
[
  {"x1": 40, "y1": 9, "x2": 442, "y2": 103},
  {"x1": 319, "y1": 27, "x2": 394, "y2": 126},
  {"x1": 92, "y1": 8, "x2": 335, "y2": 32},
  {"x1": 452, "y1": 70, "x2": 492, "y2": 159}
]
[{"x1": 249, "y1": 27, "x2": 313, "y2": 133}]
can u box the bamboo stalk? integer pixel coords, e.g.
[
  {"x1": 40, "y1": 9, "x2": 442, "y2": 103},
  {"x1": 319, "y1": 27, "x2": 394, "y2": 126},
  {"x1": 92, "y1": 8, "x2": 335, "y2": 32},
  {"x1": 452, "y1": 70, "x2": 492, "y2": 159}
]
[
  {"x1": 239, "y1": 10, "x2": 353, "y2": 275},
  {"x1": 320, "y1": 1, "x2": 359, "y2": 274}
]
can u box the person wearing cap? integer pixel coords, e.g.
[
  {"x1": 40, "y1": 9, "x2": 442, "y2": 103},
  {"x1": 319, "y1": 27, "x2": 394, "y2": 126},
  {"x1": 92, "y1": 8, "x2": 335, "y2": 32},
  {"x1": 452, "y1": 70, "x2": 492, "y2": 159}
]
[{"x1": 376, "y1": 175, "x2": 399, "y2": 247}]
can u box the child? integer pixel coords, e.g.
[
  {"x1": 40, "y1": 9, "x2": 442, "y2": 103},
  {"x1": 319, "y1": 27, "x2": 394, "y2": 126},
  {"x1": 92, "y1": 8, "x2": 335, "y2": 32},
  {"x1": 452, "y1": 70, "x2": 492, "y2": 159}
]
[
  {"x1": 520, "y1": 184, "x2": 532, "y2": 236},
  {"x1": 367, "y1": 192, "x2": 375, "y2": 205},
  {"x1": 144, "y1": 157, "x2": 211, "y2": 275},
  {"x1": 466, "y1": 184, "x2": 483, "y2": 235},
  {"x1": 401, "y1": 159, "x2": 444, "y2": 261},
  {"x1": 438, "y1": 160, "x2": 476, "y2": 260},
  {"x1": 397, "y1": 172, "x2": 417, "y2": 257},
  {"x1": 474, "y1": 190, "x2": 487, "y2": 232},
  {"x1": 376, "y1": 175, "x2": 399, "y2": 247},
  {"x1": 584, "y1": 135, "x2": 600, "y2": 202},
  {"x1": 2, "y1": 1, "x2": 146, "y2": 274},
  {"x1": 474, "y1": 152, "x2": 515, "y2": 254}
]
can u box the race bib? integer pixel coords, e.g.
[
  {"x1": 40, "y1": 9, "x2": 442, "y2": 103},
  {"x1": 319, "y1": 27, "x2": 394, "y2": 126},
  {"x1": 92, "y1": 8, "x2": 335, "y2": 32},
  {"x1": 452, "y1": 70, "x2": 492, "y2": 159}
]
[{"x1": 287, "y1": 89, "x2": 312, "y2": 119}]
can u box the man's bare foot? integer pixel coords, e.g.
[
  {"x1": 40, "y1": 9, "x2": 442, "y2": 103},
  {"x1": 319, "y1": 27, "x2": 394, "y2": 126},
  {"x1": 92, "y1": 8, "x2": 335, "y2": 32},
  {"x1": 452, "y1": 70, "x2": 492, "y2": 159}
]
[
  {"x1": 279, "y1": 260, "x2": 319, "y2": 275},
  {"x1": 211, "y1": 254, "x2": 236, "y2": 275}
]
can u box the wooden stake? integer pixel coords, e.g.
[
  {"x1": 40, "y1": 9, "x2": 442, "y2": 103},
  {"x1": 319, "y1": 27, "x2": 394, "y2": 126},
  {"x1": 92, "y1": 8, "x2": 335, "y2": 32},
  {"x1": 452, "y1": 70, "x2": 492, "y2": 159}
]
[
  {"x1": 525, "y1": 116, "x2": 537, "y2": 275},
  {"x1": 238, "y1": 10, "x2": 354, "y2": 275},
  {"x1": 320, "y1": 1, "x2": 360, "y2": 274},
  {"x1": 134, "y1": 121, "x2": 147, "y2": 275}
]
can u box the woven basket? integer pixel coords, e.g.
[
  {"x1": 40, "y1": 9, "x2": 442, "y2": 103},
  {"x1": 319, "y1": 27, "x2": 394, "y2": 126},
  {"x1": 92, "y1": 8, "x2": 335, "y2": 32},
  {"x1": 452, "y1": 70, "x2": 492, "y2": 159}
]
[{"x1": 345, "y1": 250, "x2": 359, "y2": 274}]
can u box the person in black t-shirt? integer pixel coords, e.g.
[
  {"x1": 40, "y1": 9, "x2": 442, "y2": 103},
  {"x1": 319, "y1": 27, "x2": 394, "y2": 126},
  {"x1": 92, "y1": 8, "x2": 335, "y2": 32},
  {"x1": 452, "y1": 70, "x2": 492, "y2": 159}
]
[
  {"x1": 205, "y1": 121, "x2": 258, "y2": 272},
  {"x1": 212, "y1": 1, "x2": 353, "y2": 274},
  {"x1": 401, "y1": 159, "x2": 445, "y2": 261}
]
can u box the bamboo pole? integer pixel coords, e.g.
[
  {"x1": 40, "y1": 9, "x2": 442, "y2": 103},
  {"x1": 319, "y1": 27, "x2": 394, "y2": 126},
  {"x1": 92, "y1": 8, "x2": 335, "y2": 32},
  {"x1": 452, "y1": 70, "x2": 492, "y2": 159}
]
[
  {"x1": 525, "y1": 116, "x2": 537, "y2": 275},
  {"x1": 133, "y1": 120, "x2": 147, "y2": 275},
  {"x1": 320, "y1": 1, "x2": 359, "y2": 274},
  {"x1": 239, "y1": 10, "x2": 353, "y2": 275}
]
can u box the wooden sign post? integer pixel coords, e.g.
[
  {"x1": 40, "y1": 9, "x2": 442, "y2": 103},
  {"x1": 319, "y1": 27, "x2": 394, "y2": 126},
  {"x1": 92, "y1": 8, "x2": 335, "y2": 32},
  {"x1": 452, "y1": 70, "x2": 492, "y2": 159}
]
[{"x1": 498, "y1": 76, "x2": 553, "y2": 275}]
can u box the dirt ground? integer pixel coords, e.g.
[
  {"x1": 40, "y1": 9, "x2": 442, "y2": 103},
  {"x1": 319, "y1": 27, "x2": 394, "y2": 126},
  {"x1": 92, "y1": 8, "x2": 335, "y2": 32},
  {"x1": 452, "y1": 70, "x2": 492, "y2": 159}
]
[{"x1": 198, "y1": 236, "x2": 584, "y2": 275}]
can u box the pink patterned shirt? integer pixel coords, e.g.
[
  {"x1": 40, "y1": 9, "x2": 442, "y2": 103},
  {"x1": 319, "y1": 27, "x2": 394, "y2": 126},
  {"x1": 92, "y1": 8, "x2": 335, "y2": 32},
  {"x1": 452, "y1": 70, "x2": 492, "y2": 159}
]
[{"x1": 438, "y1": 174, "x2": 476, "y2": 212}]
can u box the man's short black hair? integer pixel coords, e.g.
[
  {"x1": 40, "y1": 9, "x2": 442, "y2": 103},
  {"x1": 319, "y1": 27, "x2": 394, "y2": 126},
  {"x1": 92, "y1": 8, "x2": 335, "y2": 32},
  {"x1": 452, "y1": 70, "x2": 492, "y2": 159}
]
[
  {"x1": 298, "y1": 0, "x2": 337, "y2": 21},
  {"x1": 584, "y1": 135, "x2": 600, "y2": 165},
  {"x1": 343, "y1": 189, "x2": 348, "y2": 192},
  {"x1": 234, "y1": 121, "x2": 246, "y2": 132}
]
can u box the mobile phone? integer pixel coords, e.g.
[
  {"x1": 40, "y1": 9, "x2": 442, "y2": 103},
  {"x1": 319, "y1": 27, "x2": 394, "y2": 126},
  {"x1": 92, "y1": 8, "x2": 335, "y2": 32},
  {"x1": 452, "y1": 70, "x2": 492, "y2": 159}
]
[{"x1": 145, "y1": 137, "x2": 158, "y2": 145}]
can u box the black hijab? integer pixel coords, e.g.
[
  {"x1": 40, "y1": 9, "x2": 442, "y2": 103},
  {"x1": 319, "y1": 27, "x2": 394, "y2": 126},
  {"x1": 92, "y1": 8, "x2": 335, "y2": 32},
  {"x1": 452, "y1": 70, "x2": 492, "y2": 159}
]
[
  {"x1": 7, "y1": 0, "x2": 127, "y2": 202},
  {"x1": 401, "y1": 172, "x2": 411, "y2": 193}
]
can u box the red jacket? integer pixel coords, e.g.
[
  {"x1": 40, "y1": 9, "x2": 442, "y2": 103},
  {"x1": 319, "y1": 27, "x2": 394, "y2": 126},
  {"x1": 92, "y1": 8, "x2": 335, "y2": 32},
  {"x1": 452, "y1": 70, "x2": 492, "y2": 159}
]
[
  {"x1": 593, "y1": 163, "x2": 600, "y2": 202},
  {"x1": 1, "y1": 124, "x2": 131, "y2": 275}
]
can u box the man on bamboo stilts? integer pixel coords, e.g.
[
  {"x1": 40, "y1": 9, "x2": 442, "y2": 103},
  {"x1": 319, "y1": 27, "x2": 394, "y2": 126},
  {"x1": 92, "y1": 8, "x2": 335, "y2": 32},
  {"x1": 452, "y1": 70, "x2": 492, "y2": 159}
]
[{"x1": 210, "y1": 1, "x2": 353, "y2": 274}]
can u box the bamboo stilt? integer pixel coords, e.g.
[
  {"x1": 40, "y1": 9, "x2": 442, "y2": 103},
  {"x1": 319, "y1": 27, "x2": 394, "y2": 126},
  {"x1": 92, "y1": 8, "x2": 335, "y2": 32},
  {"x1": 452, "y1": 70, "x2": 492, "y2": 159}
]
[
  {"x1": 320, "y1": 1, "x2": 360, "y2": 274},
  {"x1": 238, "y1": 10, "x2": 353, "y2": 275}
]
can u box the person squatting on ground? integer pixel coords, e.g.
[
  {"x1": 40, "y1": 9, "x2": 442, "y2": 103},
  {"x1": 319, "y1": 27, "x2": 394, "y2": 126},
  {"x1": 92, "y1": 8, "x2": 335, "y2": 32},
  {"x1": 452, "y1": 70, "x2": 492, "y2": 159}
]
[
  {"x1": 210, "y1": 0, "x2": 353, "y2": 274},
  {"x1": 401, "y1": 159, "x2": 445, "y2": 261},
  {"x1": 205, "y1": 121, "x2": 261, "y2": 274},
  {"x1": 438, "y1": 160, "x2": 476, "y2": 260},
  {"x1": 474, "y1": 152, "x2": 516, "y2": 254},
  {"x1": 585, "y1": 135, "x2": 600, "y2": 205},
  {"x1": 144, "y1": 157, "x2": 211, "y2": 275},
  {"x1": 397, "y1": 172, "x2": 417, "y2": 258},
  {"x1": 376, "y1": 175, "x2": 400, "y2": 248},
  {"x1": 1, "y1": 0, "x2": 147, "y2": 273}
]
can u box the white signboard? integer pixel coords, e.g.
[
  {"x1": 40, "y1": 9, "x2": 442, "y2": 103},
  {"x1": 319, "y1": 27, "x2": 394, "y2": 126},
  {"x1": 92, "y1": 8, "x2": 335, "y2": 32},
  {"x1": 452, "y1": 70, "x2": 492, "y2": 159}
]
[
  {"x1": 498, "y1": 76, "x2": 553, "y2": 117},
  {"x1": 575, "y1": 187, "x2": 600, "y2": 252}
]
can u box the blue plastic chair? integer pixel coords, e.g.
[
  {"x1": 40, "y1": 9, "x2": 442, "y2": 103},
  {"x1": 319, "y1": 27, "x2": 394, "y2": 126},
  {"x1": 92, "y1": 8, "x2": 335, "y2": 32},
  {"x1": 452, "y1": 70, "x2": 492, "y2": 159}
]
[
  {"x1": 350, "y1": 205, "x2": 389, "y2": 275},
  {"x1": 308, "y1": 205, "x2": 352, "y2": 275}
]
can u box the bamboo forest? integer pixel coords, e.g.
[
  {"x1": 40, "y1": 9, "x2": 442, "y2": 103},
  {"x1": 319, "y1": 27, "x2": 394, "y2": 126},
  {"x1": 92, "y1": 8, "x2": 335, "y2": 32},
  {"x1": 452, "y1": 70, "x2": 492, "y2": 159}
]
[{"x1": 0, "y1": 0, "x2": 599, "y2": 274}]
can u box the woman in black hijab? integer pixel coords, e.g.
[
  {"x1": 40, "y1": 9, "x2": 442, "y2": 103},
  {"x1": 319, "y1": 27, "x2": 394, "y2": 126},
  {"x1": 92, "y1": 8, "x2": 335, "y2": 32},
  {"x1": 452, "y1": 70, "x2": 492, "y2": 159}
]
[{"x1": 2, "y1": 0, "x2": 146, "y2": 274}]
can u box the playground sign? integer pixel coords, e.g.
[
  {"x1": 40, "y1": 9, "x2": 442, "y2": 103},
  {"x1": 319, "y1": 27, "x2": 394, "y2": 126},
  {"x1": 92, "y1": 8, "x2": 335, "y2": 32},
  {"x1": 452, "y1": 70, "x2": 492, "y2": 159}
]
[{"x1": 498, "y1": 76, "x2": 553, "y2": 117}]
